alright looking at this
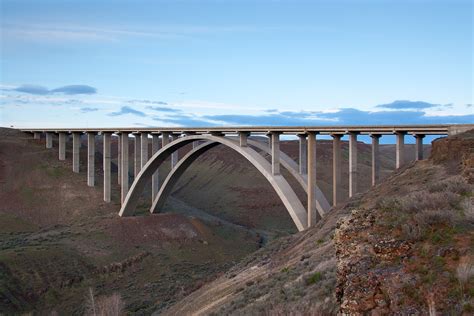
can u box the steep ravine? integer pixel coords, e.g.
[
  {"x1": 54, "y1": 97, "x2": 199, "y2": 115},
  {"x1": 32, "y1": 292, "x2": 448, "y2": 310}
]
[{"x1": 163, "y1": 131, "x2": 473, "y2": 315}]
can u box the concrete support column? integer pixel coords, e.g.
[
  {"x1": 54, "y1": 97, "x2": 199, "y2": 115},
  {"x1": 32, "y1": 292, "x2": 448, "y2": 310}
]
[
  {"x1": 371, "y1": 134, "x2": 381, "y2": 187},
  {"x1": 72, "y1": 132, "x2": 81, "y2": 173},
  {"x1": 87, "y1": 133, "x2": 96, "y2": 187},
  {"x1": 152, "y1": 134, "x2": 160, "y2": 201},
  {"x1": 117, "y1": 135, "x2": 121, "y2": 185},
  {"x1": 134, "y1": 134, "x2": 141, "y2": 177},
  {"x1": 298, "y1": 134, "x2": 307, "y2": 175},
  {"x1": 307, "y1": 132, "x2": 319, "y2": 227},
  {"x1": 162, "y1": 132, "x2": 170, "y2": 147},
  {"x1": 58, "y1": 132, "x2": 66, "y2": 160},
  {"x1": 120, "y1": 133, "x2": 129, "y2": 204},
  {"x1": 141, "y1": 132, "x2": 149, "y2": 168},
  {"x1": 34, "y1": 132, "x2": 41, "y2": 140},
  {"x1": 171, "y1": 134, "x2": 179, "y2": 168},
  {"x1": 415, "y1": 134, "x2": 425, "y2": 161},
  {"x1": 396, "y1": 132, "x2": 405, "y2": 169},
  {"x1": 349, "y1": 132, "x2": 358, "y2": 197},
  {"x1": 331, "y1": 134, "x2": 342, "y2": 206},
  {"x1": 192, "y1": 141, "x2": 199, "y2": 149},
  {"x1": 45, "y1": 132, "x2": 53, "y2": 149},
  {"x1": 271, "y1": 132, "x2": 281, "y2": 175},
  {"x1": 239, "y1": 132, "x2": 249, "y2": 147},
  {"x1": 103, "y1": 132, "x2": 112, "y2": 202}
]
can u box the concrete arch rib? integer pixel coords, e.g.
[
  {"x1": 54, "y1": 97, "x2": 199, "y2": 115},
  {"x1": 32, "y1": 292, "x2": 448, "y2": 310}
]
[
  {"x1": 246, "y1": 139, "x2": 330, "y2": 215},
  {"x1": 119, "y1": 135, "x2": 308, "y2": 231}
]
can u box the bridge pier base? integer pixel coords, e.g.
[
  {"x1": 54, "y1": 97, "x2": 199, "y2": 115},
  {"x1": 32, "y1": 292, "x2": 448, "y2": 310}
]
[
  {"x1": 120, "y1": 133, "x2": 129, "y2": 204},
  {"x1": 415, "y1": 134, "x2": 425, "y2": 161},
  {"x1": 396, "y1": 132, "x2": 405, "y2": 169},
  {"x1": 134, "y1": 134, "x2": 141, "y2": 177},
  {"x1": 58, "y1": 132, "x2": 66, "y2": 160},
  {"x1": 298, "y1": 134, "x2": 307, "y2": 175},
  {"x1": 87, "y1": 133, "x2": 96, "y2": 187},
  {"x1": 371, "y1": 134, "x2": 381, "y2": 186},
  {"x1": 72, "y1": 132, "x2": 81, "y2": 173},
  {"x1": 103, "y1": 132, "x2": 111, "y2": 202},
  {"x1": 45, "y1": 132, "x2": 53, "y2": 149},
  {"x1": 33, "y1": 132, "x2": 41, "y2": 140},
  {"x1": 349, "y1": 132, "x2": 358, "y2": 197},
  {"x1": 332, "y1": 134, "x2": 342, "y2": 206},
  {"x1": 152, "y1": 134, "x2": 160, "y2": 201}
]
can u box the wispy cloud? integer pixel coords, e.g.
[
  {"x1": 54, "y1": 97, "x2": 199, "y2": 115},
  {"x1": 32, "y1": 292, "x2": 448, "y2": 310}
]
[
  {"x1": 146, "y1": 105, "x2": 181, "y2": 113},
  {"x1": 128, "y1": 99, "x2": 168, "y2": 105},
  {"x1": 376, "y1": 100, "x2": 443, "y2": 110},
  {"x1": 80, "y1": 107, "x2": 99, "y2": 113},
  {"x1": 108, "y1": 106, "x2": 146, "y2": 117},
  {"x1": 12, "y1": 84, "x2": 96, "y2": 95}
]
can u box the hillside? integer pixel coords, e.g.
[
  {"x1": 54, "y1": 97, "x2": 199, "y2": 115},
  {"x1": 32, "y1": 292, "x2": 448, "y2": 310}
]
[
  {"x1": 163, "y1": 130, "x2": 473, "y2": 315},
  {"x1": 0, "y1": 128, "x2": 435, "y2": 314}
]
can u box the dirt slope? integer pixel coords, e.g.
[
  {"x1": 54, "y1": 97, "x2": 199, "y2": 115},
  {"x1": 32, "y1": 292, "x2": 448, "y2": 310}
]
[{"x1": 163, "y1": 131, "x2": 472, "y2": 315}]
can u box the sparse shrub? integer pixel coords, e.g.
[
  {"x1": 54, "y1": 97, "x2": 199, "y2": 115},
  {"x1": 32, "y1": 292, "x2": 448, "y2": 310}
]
[
  {"x1": 85, "y1": 288, "x2": 124, "y2": 316},
  {"x1": 428, "y1": 176, "x2": 472, "y2": 196},
  {"x1": 456, "y1": 260, "x2": 474, "y2": 294},
  {"x1": 306, "y1": 272, "x2": 322, "y2": 285}
]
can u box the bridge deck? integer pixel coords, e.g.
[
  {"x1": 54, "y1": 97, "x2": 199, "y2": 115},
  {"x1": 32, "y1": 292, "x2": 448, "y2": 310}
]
[{"x1": 19, "y1": 124, "x2": 472, "y2": 135}]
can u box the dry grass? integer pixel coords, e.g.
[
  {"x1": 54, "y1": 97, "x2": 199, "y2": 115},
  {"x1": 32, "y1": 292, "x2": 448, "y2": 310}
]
[{"x1": 85, "y1": 288, "x2": 124, "y2": 316}]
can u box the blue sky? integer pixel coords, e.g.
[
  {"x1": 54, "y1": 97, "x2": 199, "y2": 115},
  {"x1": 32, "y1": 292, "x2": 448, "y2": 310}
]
[{"x1": 1, "y1": 0, "x2": 472, "y2": 132}]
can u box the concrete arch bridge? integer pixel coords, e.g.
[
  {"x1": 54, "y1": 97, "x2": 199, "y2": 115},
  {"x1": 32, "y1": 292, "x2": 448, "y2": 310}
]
[{"x1": 21, "y1": 124, "x2": 472, "y2": 231}]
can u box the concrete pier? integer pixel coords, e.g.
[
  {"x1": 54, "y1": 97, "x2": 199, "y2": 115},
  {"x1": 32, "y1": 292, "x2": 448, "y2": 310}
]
[
  {"x1": 134, "y1": 134, "x2": 141, "y2": 177},
  {"x1": 371, "y1": 134, "x2": 381, "y2": 186},
  {"x1": 307, "y1": 132, "x2": 319, "y2": 227},
  {"x1": 298, "y1": 134, "x2": 307, "y2": 175},
  {"x1": 117, "y1": 135, "x2": 121, "y2": 185},
  {"x1": 45, "y1": 132, "x2": 53, "y2": 149},
  {"x1": 271, "y1": 132, "x2": 281, "y2": 175},
  {"x1": 415, "y1": 134, "x2": 425, "y2": 161},
  {"x1": 103, "y1": 132, "x2": 111, "y2": 202},
  {"x1": 58, "y1": 132, "x2": 66, "y2": 160},
  {"x1": 120, "y1": 133, "x2": 129, "y2": 204},
  {"x1": 396, "y1": 132, "x2": 405, "y2": 169},
  {"x1": 34, "y1": 132, "x2": 41, "y2": 139},
  {"x1": 239, "y1": 132, "x2": 249, "y2": 147},
  {"x1": 87, "y1": 133, "x2": 96, "y2": 187},
  {"x1": 332, "y1": 134, "x2": 342, "y2": 206},
  {"x1": 349, "y1": 132, "x2": 358, "y2": 197},
  {"x1": 72, "y1": 132, "x2": 81, "y2": 173},
  {"x1": 141, "y1": 132, "x2": 149, "y2": 168},
  {"x1": 152, "y1": 134, "x2": 160, "y2": 201},
  {"x1": 171, "y1": 134, "x2": 179, "y2": 168}
]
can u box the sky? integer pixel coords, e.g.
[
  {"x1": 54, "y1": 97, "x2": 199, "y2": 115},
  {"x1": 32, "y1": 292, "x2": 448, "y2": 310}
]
[{"x1": 0, "y1": 0, "x2": 472, "y2": 135}]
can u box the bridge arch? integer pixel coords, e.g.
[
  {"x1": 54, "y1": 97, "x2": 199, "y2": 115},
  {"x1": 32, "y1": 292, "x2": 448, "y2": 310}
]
[{"x1": 119, "y1": 134, "x2": 309, "y2": 231}]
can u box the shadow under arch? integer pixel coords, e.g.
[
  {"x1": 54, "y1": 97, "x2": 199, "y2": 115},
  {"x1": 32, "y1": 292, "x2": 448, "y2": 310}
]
[{"x1": 119, "y1": 135, "x2": 311, "y2": 231}]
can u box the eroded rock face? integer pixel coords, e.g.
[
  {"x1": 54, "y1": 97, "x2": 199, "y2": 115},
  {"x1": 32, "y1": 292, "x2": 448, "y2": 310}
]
[{"x1": 334, "y1": 208, "x2": 434, "y2": 315}]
